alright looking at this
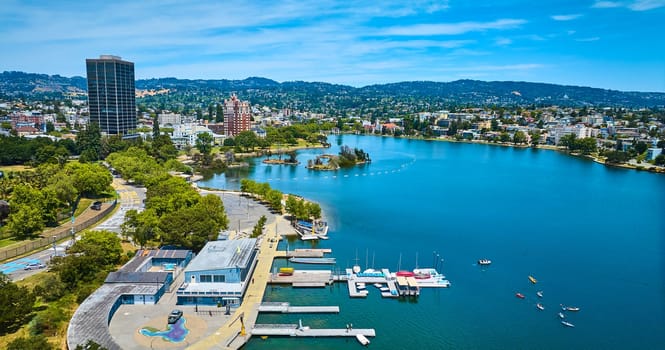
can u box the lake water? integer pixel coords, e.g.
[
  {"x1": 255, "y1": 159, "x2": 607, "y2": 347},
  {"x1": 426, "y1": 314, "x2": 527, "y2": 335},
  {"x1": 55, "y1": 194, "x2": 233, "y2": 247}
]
[{"x1": 200, "y1": 135, "x2": 665, "y2": 350}]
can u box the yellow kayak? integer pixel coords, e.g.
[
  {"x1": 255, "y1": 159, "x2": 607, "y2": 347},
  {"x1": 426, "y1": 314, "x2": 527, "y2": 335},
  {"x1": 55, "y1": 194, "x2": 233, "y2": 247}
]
[{"x1": 528, "y1": 275, "x2": 537, "y2": 284}]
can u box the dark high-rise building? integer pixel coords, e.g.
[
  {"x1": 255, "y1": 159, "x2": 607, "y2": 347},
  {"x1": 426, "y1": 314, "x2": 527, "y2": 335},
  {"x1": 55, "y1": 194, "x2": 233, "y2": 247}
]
[{"x1": 86, "y1": 55, "x2": 136, "y2": 136}]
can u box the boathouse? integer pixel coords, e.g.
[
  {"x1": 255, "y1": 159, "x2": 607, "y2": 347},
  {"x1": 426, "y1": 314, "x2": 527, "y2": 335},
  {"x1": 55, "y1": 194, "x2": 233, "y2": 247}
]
[{"x1": 176, "y1": 238, "x2": 258, "y2": 306}]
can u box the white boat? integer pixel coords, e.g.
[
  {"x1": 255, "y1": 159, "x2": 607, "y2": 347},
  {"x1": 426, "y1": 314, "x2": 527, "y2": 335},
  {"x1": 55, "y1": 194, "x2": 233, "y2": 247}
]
[
  {"x1": 373, "y1": 283, "x2": 383, "y2": 289},
  {"x1": 289, "y1": 257, "x2": 336, "y2": 264},
  {"x1": 356, "y1": 283, "x2": 366, "y2": 290},
  {"x1": 561, "y1": 321, "x2": 575, "y2": 328},
  {"x1": 536, "y1": 303, "x2": 545, "y2": 310},
  {"x1": 558, "y1": 312, "x2": 565, "y2": 319},
  {"x1": 356, "y1": 334, "x2": 370, "y2": 346},
  {"x1": 478, "y1": 259, "x2": 492, "y2": 265},
  {"x1": 536, "y1": 291, "x2": 543, "y2": 298}
]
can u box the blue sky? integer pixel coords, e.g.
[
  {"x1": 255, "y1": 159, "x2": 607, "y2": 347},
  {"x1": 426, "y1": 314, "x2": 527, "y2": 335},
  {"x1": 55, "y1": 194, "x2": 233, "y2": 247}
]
[{"x1": 1, "y1": 0, "x2": 664, "y2": 91}]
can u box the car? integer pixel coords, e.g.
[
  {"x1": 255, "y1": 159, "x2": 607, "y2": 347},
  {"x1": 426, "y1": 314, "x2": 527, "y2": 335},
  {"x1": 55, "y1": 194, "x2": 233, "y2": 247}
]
[
  {"x1": 24, "y1": 262, "x2": 46, "y2": 270},
  {"x1": 91, "y1": 201, "x2": 102, "y2": 210},
  {"x1": 167, "y1": 309, "x2": 183, "y2": 324}
]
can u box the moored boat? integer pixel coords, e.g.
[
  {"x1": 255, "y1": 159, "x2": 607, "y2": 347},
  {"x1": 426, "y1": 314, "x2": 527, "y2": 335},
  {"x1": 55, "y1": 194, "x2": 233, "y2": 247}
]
[
  {"x1": 558, "y1": 312, "x2": 565, "y2": 319},
  {"x1": 288, "y1": 257, "x2": 336, "y2": 264},
  {"x1": 478, "y1": 259, "x2": 492, "y2": 265},
  {"x1": 565, "y1": 306, "x2": 580, "y2": 312},
  {"x1": 536, "y1": 291, "x2": 543, "y2": 298},
  {"x1": 356, "y1": 334, "x2": 370, "y2": 346},
  {"x1": 279, "y1": 267, "x2": 294, "y2": 276},
  {"x1": 516, "y1": 292, "x2": 525, "y2": 299},
  {"x1": 536, "y1": 303, "x2": 545, "y2": 310},
  {"x1": 396, "y1": 271, "x2": 415, "y2": 277},
  {"x1": 561, "y1": 321, "x2": 575, "y2": 328},
  {"x1": 528, "y1": 275, "x2": 537, "y2": 284}
]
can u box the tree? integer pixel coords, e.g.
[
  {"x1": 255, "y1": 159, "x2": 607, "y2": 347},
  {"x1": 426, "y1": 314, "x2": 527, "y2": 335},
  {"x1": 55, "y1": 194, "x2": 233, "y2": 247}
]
[
  {"x1": 266, "y1": 189, "x2": 283, "y2": 212},
  {"x1": 152, "y1": 114, "x2": 160, "y2": 139},
  {"x1": 512, "y1": 131, "x2": 527, "y2": 144},
  {"x1": 7, "y1": 335, "x2": 53, "y2": 350},
  {"x1": 306, "y1": 202, "x2": 322, "y2": 220},
  {"x1": 252, "y1": 215, "x2": 267, "y2": 238},
  {"x1": 66, "y1": 162, "x2": 113, "y2": 196},
  {"x1": 75, "y1": 340, "x2": 109, "y2": 350},
  {"x1": 235, "y1": 131, "x2": 258, "y2": 152},
  {"x1": 559, "y1": 133, "x2": 577, "y2": 149},
  {"x1": 73, "y1": 230, "x2": 124, "y2": 267},
  {"x1": 529, "y1": 131, "x2": 541, "y2": 146},
  {"x1": 634, "y1": 141, "x2": 648, "y2": 155},
  {"x1": 76, "y1": 122, "x2": 102, "y2": 162},
  {"x1": 499, "y1": 132, "x2": 511, "y2": 143},
  {"x1": 6, "y1": 203, "x2": 44, "y2": 238},
  {"x1": 654, "y1": 154, "x2": 665, "y2": 166},
  {"x1": 195, "y1": 132, "x2": 214, "y2": 156},
  {"x1": 0, "y1": 273, "x2": 36, "y2": 334},
  {"x1": 215, "y1": 103, "x2": 224, "y2": 123},
  {"x1": 122, "y1": 209, "x2": 161, "y2": 248}
]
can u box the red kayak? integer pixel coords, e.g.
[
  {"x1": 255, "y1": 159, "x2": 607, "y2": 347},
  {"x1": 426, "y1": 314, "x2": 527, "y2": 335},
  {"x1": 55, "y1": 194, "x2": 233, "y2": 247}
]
[
  {"x1": 396, "y1": 271, "x2": 415, "y2": 277},
  {"x1": 516, "y1": 292, "x2": 525, "y2": 299}
]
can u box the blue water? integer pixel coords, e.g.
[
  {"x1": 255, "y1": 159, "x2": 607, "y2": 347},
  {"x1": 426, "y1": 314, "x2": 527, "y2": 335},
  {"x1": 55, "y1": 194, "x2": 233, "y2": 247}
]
[{"x1": 200, "y1": 135, "x2": 665, "y2": 350}]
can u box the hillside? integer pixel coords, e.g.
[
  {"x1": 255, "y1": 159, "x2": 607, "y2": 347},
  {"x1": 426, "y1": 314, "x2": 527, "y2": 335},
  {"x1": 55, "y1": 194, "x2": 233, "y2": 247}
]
[{"x1": 1, "y1": 71, "x2": 664, "y2": 108}]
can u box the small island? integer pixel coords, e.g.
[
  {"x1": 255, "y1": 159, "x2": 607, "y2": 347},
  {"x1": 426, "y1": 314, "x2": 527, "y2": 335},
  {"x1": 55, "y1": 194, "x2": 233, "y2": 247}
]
[
  {"x1": 262, "y1": 150, "x2": 299, "y2": 165},
  {"x1": 307, "y1": 145, "x2": 371, "y2": 170}
]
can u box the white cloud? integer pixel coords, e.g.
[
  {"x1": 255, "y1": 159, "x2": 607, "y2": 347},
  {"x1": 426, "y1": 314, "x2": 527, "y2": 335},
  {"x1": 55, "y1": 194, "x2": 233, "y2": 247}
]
[
  {"x1": 575, "y1": 37, "x2": 601, "y2": 42},
  {"x1": 628, "y1": 0, "x2": 665, "y2": 10},
  {"x1": 495, "y1": 38, "x2": 513, "y2": 46},
  {"x1": 382, "y1": 19, "x2": 526, "y2": 36},
  {"x1": 551, "y1": 14, "x2": 583, "y2": 21},
  {"x1": 591, "y1": 0, "x2": 665, "y2": 10},
  {"x1": 592, "y1": 1, "x2": 623, "y2": 8}
]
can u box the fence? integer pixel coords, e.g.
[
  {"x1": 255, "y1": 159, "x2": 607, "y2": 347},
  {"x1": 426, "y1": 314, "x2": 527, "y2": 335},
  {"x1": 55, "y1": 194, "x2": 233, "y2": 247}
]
[{"x1": 0, "y1": 200, "x2": 117, "y2": 261}]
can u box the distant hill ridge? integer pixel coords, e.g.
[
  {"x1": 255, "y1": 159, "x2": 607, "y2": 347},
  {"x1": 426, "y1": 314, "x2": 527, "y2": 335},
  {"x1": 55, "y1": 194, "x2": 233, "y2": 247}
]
[{"x1": 1, "y1": 71, "x2": 664, "y2": 107}]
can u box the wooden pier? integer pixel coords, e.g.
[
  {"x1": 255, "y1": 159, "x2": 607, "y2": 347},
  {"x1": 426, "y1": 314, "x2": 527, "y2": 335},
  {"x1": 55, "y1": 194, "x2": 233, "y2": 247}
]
[
  {"x1": 258, "y1": 302, "x2": 339, "y2": 313},
  {"x1": 252, "y1": 324, "x2": 375, "y2": 337}
]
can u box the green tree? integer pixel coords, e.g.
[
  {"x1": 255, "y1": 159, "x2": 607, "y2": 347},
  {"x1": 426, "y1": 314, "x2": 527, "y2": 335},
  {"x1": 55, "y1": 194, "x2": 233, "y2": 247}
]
[
  {"x1": 266, "y1": 189, "x2": 283, "y2": 212},
  {"x1": 7, "y1": 335, "x2": 53, "y2": 350},
  {"x1": 559, "y1": 133, "x2": 577, "y2": 149},
  {"x1": 195, "y1": 132, "x2": 214, "y2": 156},
  {"x1": 76, "y1": 122, "x2": 102, "y2": 162},
  {"x1": 67, "y1": 162, "x2": 113, "y2": 196},
  {"x1": 6, "y1": 203, "x2": 44, "y2": 238},
  {"x1": 654, "y1": 154, "x2": 665, "y2": 166},
  {"x1": 252, "y1": 215, "x2": 267, "y2": 238},
  {"x1": 33, "y1": 274, "x2": 67, "y2": 302},
  {"x1": 75, "y1": 340, "x2": 109, "y2": 350},
  {"x1": 634, "y1": 141, "x2": 648, "y2": 155},
  {"x1": 0, "y1": 273, "x2": 36, "y2": 334},
  {"x1": 215, "y1": 103, "x2": 224, "y2": 123},
  {"x1": 122, "y1": 209, "x2": 161, "y2": 248},
  {"x1": 499, "y1": 132, "x2": 511, "y2": 143},
  {"x1": 512, "y1": 131, "x2": 527, "y2": 144},
  {"x1": 306, "y1": 202, "x2": 322, "y2": 220},
  {"x1": 235, "y1": 131, "x2": 258, "y2": 152},
  {"x1": 152, "y1": 114, "x2": 160, "y2": 139}
]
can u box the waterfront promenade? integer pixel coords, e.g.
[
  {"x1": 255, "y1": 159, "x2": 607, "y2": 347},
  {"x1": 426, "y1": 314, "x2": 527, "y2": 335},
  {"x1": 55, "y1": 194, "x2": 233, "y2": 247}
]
[{"x1": 188, "y1": 199, "x2": 288, "y2": 350}]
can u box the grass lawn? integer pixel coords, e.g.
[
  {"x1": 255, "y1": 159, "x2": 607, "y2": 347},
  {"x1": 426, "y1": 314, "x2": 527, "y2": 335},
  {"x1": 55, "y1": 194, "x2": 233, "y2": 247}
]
[
  {"x1": 0, "y1": 237, "x2": 19, "y2": 248},
  {"x1": 0, "y1": 164, "x2": 33, "y2": 173}
]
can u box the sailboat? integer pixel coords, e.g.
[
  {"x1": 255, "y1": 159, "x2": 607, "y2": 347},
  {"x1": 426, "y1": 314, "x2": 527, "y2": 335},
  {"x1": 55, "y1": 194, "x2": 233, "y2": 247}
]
[{"x1": 352, "y1": 249, "x2": 361, "y2": 274}]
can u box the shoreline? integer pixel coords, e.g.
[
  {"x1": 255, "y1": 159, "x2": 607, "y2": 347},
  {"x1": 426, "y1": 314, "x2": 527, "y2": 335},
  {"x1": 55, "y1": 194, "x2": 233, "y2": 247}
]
[{"x1": 358, "y1": 133, "x2": 665, "y2": 175}]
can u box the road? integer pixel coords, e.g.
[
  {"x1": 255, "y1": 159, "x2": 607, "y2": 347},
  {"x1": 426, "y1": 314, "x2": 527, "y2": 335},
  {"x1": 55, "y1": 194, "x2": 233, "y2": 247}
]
[{"x1": 1, "y1": 177, "x2": 145, "y2": 281}]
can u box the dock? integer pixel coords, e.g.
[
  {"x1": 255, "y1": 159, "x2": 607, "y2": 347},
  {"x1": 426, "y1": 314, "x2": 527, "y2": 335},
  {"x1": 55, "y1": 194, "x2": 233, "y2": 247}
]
[
  {"x1": 258, "y1": 302, "x2": 339, "y2": 313},
  {"x1": 253, "y1": 324, "x2": 375, "y2": 337},
  {"x1": 275, "y1": 248, "x2": 332, "y2": 258},
  {"x1": 270, "y1": 269, "x2": 333, "y2": 287}
]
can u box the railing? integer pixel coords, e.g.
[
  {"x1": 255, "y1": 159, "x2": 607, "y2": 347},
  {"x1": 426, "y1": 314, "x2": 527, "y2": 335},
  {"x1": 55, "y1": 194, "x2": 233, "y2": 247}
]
[{"x1": 0, "y1": 200, "x2": 117, "y2": 261}]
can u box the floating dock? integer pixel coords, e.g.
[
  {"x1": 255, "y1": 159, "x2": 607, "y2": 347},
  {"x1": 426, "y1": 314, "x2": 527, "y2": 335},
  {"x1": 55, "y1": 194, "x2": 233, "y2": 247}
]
[
  {"x1": 275, "y1": 248, "x2": 332, "y2": 258},
  {"x1": 258, "y1": 302, "x2": 339, "y2": 313},
  {"x1": 252, "y1": 324, "x2": 375, "y2": 338},
  {"x1": 270, "y1": 269, "x2": 333, "y2": 287}
]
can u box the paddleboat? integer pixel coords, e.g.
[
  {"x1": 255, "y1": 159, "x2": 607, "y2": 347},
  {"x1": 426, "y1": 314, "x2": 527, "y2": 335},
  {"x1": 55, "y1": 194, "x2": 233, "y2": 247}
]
[
  {"x1": 536, "y1": 303, "x2": 545, "y2": 310},
  {"x1": 478, "y1": 259, "x2": 492, "y2": 265},
  {"x1": 536, "y1": 291, "x2": 543, "y2": 298},
  {"x1": 516, "y1": 292, "x2": 526, "y2": 299},
  {"x1": 561, "y1": 321, "x2": 575, "y2": 328},
  {"x1": 528, "y1": 275, "x2": 537, "y2": 284}
]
